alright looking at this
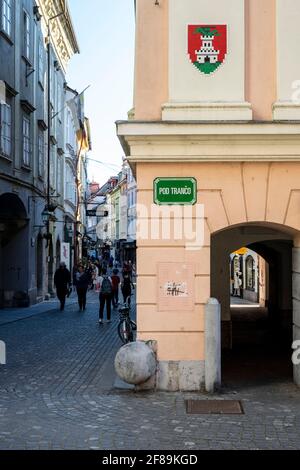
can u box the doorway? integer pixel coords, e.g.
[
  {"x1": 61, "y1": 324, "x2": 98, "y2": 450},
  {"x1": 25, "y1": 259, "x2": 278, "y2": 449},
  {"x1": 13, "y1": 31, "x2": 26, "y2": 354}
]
[
  {"x1": 211, "y1": 223, "x2": 295, "y2": 387},
  {"x1": 0, "y1": 193, "x2": 29, "y2": 307}
]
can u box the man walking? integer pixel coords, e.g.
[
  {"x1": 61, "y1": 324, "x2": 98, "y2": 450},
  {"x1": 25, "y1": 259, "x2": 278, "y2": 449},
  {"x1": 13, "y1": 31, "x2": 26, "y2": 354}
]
[
  {"x1": 54, "y1": 262, "x2": 71, "y2": 311},
  {"x1": 99, "y1": 268, "x2": 113, "y2": 324},
  {"x1": 121, "y1": 270, "x2": 134, "y2": 306},
  {"x1": 74, "y1": 265, "x2": 89, "y2": 311}
]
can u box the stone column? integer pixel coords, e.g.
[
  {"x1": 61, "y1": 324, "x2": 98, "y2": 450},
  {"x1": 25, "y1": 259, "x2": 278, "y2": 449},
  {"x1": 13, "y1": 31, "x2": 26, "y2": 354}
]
[
  {"x1": 205, "y1": 298, "x2": 221, "y2": 392},
  {"x1": 292, "y1": 247, "x2": 300, "y2": 386}
]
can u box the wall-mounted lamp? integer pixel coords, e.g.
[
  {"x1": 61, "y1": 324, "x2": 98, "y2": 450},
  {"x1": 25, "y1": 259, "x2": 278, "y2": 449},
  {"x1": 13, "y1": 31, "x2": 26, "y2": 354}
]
[
  {"x1": 155, "y1": 0, "x2": 159, "y2": 5},
  {"x1": 33, "y1": 6, "x2": 42, "y2": 21},
  {"x1": 54, "y1": 60, "x2": 61, "y2": 72},
  {"x1": 42, "y1": 207, "x2": 52, "y2": 226}
]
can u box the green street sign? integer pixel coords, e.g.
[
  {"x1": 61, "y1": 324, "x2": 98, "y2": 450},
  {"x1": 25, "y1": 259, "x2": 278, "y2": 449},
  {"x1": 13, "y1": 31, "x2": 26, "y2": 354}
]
[{"x1": 154, "y1": 177, "x2": 197, "y2": 205}]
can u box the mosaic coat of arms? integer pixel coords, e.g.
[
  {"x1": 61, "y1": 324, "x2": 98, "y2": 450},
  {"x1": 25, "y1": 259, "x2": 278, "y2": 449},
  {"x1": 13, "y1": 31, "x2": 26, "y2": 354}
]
[{"x1": 188, "y1": 25, "x2": 227, "y2": 75}]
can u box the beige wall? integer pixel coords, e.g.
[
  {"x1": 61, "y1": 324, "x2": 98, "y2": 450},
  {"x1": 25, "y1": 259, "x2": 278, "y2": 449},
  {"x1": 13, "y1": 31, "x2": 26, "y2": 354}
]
[
  {"x1": 127, "y1": 0, "x2": 300, "y2": 368},
  {"x1": 134, "y1": 0, "x2": 169, "y2": 120},
  {"x1": 245, "y1": 0, "x2": 276, "y2": 120},
  {"x1": 169, "y1": 0, "x2": 246, "y2": 103},
  {"x1": 133, "y1": 0, "x2": 283, "y2": 121},
  {"x1": 274, "y1": 0, "x2": 300, "y2": 119},
  {"x1": 276, "y1": 0, "x2": 300, "y2": 102},
  {"x1": 133, "y1": 1, "x2": 300, "y2": 122},
  {"x1": 135, "y1": 160, "x2": 300, "y2": 361}
]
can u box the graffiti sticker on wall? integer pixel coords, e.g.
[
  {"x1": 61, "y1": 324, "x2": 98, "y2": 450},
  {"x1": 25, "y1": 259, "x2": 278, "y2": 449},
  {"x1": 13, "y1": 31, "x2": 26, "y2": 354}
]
[{"x1": 158, "y1": 263, "x2": 195, "y2": 311}]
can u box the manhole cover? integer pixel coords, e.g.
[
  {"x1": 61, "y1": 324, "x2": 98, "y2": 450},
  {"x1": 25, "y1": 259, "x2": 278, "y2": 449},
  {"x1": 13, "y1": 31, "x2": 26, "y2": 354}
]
[{"x1": 185, "y1": 400, "x2": 244, "y2": 415}]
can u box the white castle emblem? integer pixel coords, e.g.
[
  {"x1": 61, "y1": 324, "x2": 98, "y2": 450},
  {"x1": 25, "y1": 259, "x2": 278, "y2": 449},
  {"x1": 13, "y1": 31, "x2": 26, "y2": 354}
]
[{"x1": 195, "y1": 34, "x2": 219, "y2": 64}]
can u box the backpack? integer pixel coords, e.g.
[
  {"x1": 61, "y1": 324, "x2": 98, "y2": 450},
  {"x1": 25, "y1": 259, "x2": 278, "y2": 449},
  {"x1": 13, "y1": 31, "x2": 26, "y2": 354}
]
[{"x1": 101, "y1": 275, "x2": 113, "y2": 294}]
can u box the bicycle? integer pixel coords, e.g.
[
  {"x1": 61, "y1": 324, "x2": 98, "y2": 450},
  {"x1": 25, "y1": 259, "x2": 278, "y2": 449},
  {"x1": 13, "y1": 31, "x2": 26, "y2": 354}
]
[{"x1": 117, "y1": 296, "x2": 137, "y2": 344}]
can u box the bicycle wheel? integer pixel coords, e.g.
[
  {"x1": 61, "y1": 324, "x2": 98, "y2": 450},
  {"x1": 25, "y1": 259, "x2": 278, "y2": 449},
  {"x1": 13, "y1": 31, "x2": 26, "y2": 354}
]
[{"x1": 118, "y1": 319, "x2": 131, "y2": 344}]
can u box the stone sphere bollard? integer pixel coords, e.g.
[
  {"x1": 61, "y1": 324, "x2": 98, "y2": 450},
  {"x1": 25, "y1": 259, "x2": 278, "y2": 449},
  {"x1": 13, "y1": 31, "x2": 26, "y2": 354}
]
[{"x1": 114, "y1": 341, "x2": 157, "y2": 385}]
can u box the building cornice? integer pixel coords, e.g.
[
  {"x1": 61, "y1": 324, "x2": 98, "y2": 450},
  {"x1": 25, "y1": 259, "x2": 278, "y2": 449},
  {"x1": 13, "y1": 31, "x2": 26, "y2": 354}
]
[
  {"x1": 37, "y1": 0, "x2": 80, "y2": 73},
  {"x1": 116, "y1": 120, "x2": 300, "y2": 167},
  {"x1": 0, "y1": 172, "x2": 46, "y2": 197}
]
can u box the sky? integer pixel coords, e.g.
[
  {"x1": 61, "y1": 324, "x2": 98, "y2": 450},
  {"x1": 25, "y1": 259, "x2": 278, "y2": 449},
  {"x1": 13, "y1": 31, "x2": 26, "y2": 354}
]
[{"x1": 67, "y1": 0, "x2": 135, "y2": 186}]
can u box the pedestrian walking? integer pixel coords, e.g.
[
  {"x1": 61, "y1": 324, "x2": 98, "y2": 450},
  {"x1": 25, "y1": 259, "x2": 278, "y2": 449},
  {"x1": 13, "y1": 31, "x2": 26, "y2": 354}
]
[
  {"x1": 86, "y1": 261, "x2": 95, "y2": 290},
  {"x1": 98, "y1": 268, "x2": 113, "y2": 324},
  {"x1": 122, "y1": 261, "x2": 129, "y2": 276},
  {"x1": 121, "y1": 271, "x2": 134, "y2": 305},
  {"x1": 74, "y1": 265, "x2": 89, "y2": 311},
  {"x1": 54, "y1": 262, "x2": 71, "y2": 311},
  {"x1": 233, "y1": 271, "x2": 242, "y2": 297},
  {"x1": 111, "y1": 268, "x2": 121, "y2": 308},
  {"x1": 127, "y1": 260, "x2": 133, "y2": 279}
]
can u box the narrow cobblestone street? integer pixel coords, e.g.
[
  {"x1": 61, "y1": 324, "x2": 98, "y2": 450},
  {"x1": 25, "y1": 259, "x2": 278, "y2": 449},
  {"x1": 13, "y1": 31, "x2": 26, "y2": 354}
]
[{"x1": 0, "y1": 292, "x2": 299, "y2": 450}]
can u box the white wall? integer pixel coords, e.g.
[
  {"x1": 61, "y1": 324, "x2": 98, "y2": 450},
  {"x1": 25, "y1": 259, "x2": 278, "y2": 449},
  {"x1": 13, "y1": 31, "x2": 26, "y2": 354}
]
[
  {"x1": 273, "y1": 0, "x2": 300, "y2": 119},
  {"x1": 276, "y1": 0, "x2": 300, "y2": 103},
  {"x1": 169, "y1": 0, "x2": 246, "y2": 103}
]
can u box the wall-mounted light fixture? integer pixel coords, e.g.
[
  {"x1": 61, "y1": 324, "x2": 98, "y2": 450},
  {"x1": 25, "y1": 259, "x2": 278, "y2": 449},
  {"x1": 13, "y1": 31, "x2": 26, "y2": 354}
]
[
  {"x1": 54, "y1": 60, "x2": 61, "y2": 72},
  {"x1": 33, "y1": 6, "x2": 42, "y2": 21},
  {"x1": 155, "y1": 0, "x2": 159, "y2": 5}
]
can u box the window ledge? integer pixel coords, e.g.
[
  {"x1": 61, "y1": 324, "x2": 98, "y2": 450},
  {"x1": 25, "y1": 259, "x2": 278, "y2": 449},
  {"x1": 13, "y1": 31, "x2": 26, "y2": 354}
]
[
  {"x1": 21, "y1": 164, "x2": 31, "y2": 172},
  {"x1": 0, "y1": 30, "x2": 13, "y2": 46},
  {"x1": 0, "y1": 152, "x2": 12, "y2": 162},
  {"x1": 22, "y1": 55, "x2": 33, "y2": 67}
]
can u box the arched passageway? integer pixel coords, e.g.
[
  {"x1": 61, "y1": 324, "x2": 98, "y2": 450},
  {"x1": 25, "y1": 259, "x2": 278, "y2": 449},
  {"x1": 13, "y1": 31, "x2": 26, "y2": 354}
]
[
  {"x1": 0, "y1": 193, "x2": 29, "y2": 308},
  {"x1": 211, "y1": 222, "x2": 296, "y2": 387}
]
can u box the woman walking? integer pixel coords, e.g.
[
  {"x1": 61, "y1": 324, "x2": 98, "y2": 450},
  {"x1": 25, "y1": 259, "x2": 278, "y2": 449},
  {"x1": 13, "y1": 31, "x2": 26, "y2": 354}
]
[
  {"x1": 74, "y1": 265, "x2": 89, "y2": 311},
  {"x1": 98, "y1": 268, "x2": 113, "y2": 324},
  {"x1": 121, "y1": 271, "x2": 134, "y2": 305}
]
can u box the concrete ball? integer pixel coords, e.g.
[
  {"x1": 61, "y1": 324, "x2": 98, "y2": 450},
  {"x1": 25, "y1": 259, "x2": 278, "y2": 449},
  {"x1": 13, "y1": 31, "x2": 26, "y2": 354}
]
[{"x1": 114, "y1": 341, "x2": 157, "y2": 385}]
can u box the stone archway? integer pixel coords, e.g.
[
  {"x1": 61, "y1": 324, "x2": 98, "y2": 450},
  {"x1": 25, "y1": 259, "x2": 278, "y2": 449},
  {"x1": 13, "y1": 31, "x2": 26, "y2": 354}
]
[
  {"x1": 0, "y1": 193, "x2": 29, "y2": 307},
  {"x1": 211, "y1": 221, "x2": 299, "y2": 386}
]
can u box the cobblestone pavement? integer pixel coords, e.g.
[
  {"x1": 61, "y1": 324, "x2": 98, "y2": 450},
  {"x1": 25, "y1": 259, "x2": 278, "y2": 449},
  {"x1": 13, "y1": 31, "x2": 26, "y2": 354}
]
[{"x1": 0, "y1": 292, "x2": 300, "y2": 450}]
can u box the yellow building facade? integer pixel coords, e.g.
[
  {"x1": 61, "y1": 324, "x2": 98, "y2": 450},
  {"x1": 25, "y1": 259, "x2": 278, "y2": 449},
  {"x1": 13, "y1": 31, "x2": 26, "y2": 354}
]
[{"x1": 117, "y1": 0, "x2": 300, "y2": 390}]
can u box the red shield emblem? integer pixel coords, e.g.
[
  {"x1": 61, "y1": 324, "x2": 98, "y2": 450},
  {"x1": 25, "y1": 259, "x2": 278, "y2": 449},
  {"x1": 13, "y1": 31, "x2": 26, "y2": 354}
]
[{"x1": 188, "y1": 25, "x2": 227, "y2": 75}]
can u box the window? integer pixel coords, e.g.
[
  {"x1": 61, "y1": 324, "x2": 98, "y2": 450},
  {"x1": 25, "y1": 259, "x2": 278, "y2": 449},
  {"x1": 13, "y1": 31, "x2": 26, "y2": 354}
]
[
  {"x1": 0, "y1": 102, "x2": 12, "y2": 157},
  {"x1": 57, "y1": 155, "x2": 62, "y2": 194},
  {"x1": 50, "y1": 145, "x2": 56, "y2": 188},
  {"x1": 38, "y1": 38, "x2": 44, "y2": 85},
  {"x1": 66, "y1": 110, "x2": 70, "y2": 144},
  {"x1": 23, "y1": 11, "x2": 30, "y2": 60},
  {"x1": 1, "y1": 0, "x2": 12, "y2": 37},
  {"x1": 66, "y1": 164, "x2": 75, "y2": 204},
  {"x1": 38, "y1": 129, "x2": 44, "y2": 177},
  {"x1": 246, "y1": 256, "x2": 255, "y2": 290},
  {"x1": 49, "y1": 65, "x2": 53, "y2": 104},
  {"x1": 57, "y1": 81, "x2": 62, "y2": 122},
  {"x1": 50, "y1": 66, "x2": 56, "y2": 106},
  {"x1": 22, "y1": 116, "x2": 30, "y2": 166}
]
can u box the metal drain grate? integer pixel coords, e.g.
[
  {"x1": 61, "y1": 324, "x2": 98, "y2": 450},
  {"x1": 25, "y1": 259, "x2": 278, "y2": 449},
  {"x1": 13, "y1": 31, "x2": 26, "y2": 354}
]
[{"x1": 185, "y1": 400, "x2": 244, "y2": 415}]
